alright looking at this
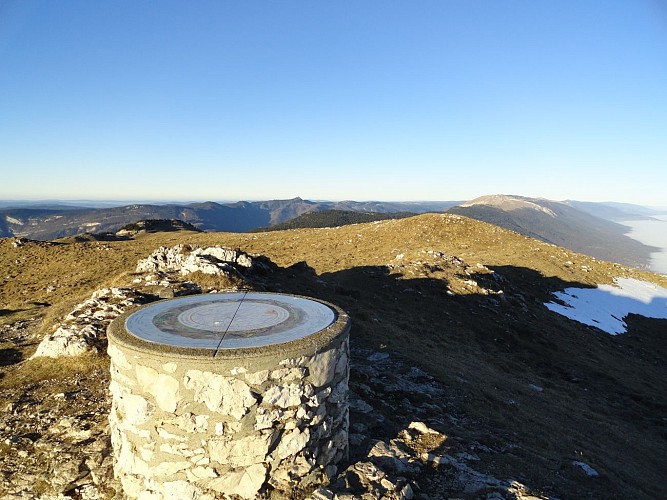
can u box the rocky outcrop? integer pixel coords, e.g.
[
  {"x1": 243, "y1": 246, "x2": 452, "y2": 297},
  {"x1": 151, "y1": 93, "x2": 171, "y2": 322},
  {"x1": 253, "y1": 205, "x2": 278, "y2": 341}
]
[
  {"x1": 136, "y1": 245, "x2": 274, "y2": 277},
  {"x1": 311, "y1": 349, "x2": 538, "y2": 500},
  {"x1": 30, "y1": 245, "x2": 276, "y2": 359},
  {"x1": 2, "y1": 337, "x2": 545, "y2": 499},
  {"x1": 30, "y1": 288, "x2": 153, "y2": 359}
]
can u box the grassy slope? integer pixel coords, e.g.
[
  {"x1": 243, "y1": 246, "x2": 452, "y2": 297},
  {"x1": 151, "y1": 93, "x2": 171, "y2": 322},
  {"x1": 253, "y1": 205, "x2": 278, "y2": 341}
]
[
  {"x1": 448, "y1": 203, "x2": 656, "y2": 269},
  {"x1": 1, "y1": 213, "x2": 666, "y2": 498}
]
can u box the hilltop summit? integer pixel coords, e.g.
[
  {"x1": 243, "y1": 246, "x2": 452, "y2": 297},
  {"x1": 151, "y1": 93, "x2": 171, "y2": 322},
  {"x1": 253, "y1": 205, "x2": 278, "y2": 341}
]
[
  {"x1": 1, "y1": 214, "x2": 666, "y2": 498},
  {"x1": 449, "y1": 194, "x2": 657, "y2": 268}
]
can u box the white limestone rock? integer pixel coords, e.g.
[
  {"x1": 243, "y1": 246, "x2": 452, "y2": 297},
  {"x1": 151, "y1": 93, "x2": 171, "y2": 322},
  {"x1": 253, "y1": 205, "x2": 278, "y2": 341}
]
[
  {"x1": 263, "y1": 384, "x2": 306, "y2": 408},
  {"x1": 159, "y1": 442, "x2": 193, "y2": 457},
  {"x1": 209, "y1": 463, "x2": 267, "y2": 499},
  {"x1": 308, "y1": 387, "x2": 332, "y2": 408},
  {"x1": 254, "y1": 407, "x2": 283, "y2": 431},
  {"x1": 334, "y1": 348, "x2": 349, "y2": 377},
  {"x1": 308, "y1": 349, "x2": 338, "y2": 387},
  {"x1": 273, "y1": 427, "x2": 311, "y2": 461},
  {"x1": 110, "y1": 381, "x2": 151, "y2": 426},
  {"x1": 108, "y1": 344, "x2": 133, "y2": 370},
  {"x1": 136, "y1": 365, "x2": 181, "y2": 413},
  {"x1": 408, "y1": 421, "x2": 439, "y2": 435},
  {"x1": 184, "y1": 369, "x2": 256, "y2": 419},
  {"x1": 117, "y1": 443, "x2": 152, "y2": 478},
  {"x1": 245, "y1": 369, "x2": 270, "y2": 386},
  {"x1": 280, "y1": 356, "x2": 307, "y2": 367},
  {"x1": 32, "y1": 287, "x2": 149, "y2": 359},
  {"x1": 192, "y1": 466, "x2": 218, "y2": 479},
  {"x1": 272, "y1": 454, "x2": 316, "y2": 487},
  {"x1": 208, "y1": 433, "x2": 273, "y2": 467},
  {"x1": 162, "y1": 362, "x2": 178, "y2": 373},
  {"x1": 175, "y1": 412, "x2": 209, "y2": 433},
  {"x1": 31, "y1": 325, "x2": 95, "y2": 358},
  {"x1": 156, "y1": 427, "x2": 188, "y2": 442},
  {"x1": 158, "y1": 480, "x2": 212, "y2": 500},
  {"x1": 271, "y1": 367, "x2": 307, "y2": 382},
  {"x1": 136, "y1": 245, "x2": 260, "y2": 277},
  {"x1": 329, "y1": 379, "x2": 348, "y2": 404},
  {"x1": 194, "y1": 247, "x2": 254, "y2": 268},
  {"x1": 368, "y1": 441, "x2": 414, "y2": 474},
  {"x1": 138, "y1": 445, "x2": 155, "y2": 462},
  {"x1": 152, "y1": 460, "x2": 192, "y2": 478}
]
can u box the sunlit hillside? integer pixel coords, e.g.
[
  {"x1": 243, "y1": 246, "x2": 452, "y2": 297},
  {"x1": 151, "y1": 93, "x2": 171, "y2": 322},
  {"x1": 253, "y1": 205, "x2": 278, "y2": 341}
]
[{"x1": 1, "y1": 214, "x2": 666, "y2": 499}]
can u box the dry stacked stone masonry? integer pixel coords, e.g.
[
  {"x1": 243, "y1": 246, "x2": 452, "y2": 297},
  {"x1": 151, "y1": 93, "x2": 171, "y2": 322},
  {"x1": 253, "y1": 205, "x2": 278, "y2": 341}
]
[{"x1": 107, "y1": 294, "x2": 350, "y2": 500}]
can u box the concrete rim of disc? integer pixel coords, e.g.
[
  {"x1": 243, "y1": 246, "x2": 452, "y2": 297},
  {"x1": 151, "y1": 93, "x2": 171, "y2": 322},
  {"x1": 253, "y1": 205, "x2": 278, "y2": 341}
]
[{"x1": 107, "y1": 292, "x2": 350, "y2": 360}]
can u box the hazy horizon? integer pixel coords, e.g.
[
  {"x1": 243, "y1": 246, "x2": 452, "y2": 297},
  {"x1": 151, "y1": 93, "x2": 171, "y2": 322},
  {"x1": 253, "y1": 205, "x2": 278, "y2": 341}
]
[{"x1": 1, "y1": 195, "x2": 667, "y2": 214}]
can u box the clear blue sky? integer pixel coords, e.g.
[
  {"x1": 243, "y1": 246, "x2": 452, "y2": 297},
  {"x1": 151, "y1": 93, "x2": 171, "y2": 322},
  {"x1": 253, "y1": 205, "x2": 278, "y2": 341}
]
[{"x1": 1, "y1": 1, "x2": 666, "y2": 205}]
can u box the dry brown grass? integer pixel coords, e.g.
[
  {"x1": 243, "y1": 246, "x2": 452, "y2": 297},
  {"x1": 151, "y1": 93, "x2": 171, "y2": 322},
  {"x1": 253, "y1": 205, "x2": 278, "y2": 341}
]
[
  {"x1": 1, "y1": 214, "x2": 666, "y2": 498},
  {"x1": 0, "y1": 352, "x2": 107, "y2": 390}
]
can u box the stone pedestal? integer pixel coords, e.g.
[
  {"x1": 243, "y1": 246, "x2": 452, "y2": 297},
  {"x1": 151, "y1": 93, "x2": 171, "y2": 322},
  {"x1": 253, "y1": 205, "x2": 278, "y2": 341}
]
[{"x1": 107, "y1": 293, "x2": 350, "y2": 499}]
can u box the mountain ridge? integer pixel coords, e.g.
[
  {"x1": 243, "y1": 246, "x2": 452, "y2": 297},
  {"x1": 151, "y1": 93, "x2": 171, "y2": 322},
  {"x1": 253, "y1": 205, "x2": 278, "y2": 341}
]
[
  {"x1": 1, "y1": 194, "x2": 662, "y2": 272},
  {"x1": 0, "y1": 198, "x2": 459, "y2": 240},
  {"x1": 447, "y1": 194, "x2": 660, "y2": 269}
]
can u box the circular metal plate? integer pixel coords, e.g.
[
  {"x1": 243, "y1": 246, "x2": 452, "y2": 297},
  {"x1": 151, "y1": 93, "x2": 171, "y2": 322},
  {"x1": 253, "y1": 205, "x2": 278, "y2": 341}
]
[{"x1": 124, "y1": 293, "x2": 337, "y2": 349}]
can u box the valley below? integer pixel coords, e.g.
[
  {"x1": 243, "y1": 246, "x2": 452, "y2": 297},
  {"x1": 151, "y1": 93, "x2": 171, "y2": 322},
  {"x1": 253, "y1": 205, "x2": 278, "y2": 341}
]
[{"x1": 620, "y1": 214, "x2": 667, "y2": 275}]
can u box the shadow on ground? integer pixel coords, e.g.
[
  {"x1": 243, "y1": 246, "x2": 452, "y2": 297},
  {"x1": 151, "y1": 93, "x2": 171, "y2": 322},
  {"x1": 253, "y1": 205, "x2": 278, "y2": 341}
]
[
  {"x1": 266, "y1": 261, "x2": 667, "y2": 500},
  {"x1": 0, "y1": 348, "x2": 22, "y2": 367}
]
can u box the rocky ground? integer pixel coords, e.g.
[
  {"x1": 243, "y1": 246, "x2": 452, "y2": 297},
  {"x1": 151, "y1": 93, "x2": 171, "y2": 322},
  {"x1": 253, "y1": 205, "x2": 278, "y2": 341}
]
[
  {"x1": 0, "y1": 323, "x2": 544, "y2": 500},
  {"x1": 1, "y1": 215, "x2": 666, "y2": 499}
]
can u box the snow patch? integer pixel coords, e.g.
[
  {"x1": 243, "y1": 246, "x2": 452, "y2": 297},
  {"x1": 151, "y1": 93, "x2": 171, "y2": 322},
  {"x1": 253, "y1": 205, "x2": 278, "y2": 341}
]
[{"x1": 545, "y1": 278, "x2": 667, "y2": 335}]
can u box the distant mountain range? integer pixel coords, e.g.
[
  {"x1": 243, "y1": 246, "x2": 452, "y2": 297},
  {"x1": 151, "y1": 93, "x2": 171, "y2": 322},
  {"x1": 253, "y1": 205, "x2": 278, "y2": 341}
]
[
  {"x1": 1, "y1": 195, "x2": 663, "y2": 270},
  {"x1": 0, "y1": 198, "x2": 458, "y2": 241}
]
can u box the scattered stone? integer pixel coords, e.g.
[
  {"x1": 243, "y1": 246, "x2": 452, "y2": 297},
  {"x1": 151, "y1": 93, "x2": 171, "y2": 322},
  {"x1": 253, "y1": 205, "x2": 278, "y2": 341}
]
[
  {"x1": 350, "y1": 398, "x2": 373, "y2": 413},
  {"x1": 408, "y1": 421, "x2": 439, "y2": 435},
  {"x1": 367, "y1": 351, "x2": 390, "y2": 362},
  {"x1": 368, "y1": 440, "x2": 418, "y2": 474},
  {"x1": 31, "y1": 288, "x2": 153, "y2": 359},
  {"x1": 0, "y1": 368, "x2": 118, "y2": 498}
]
